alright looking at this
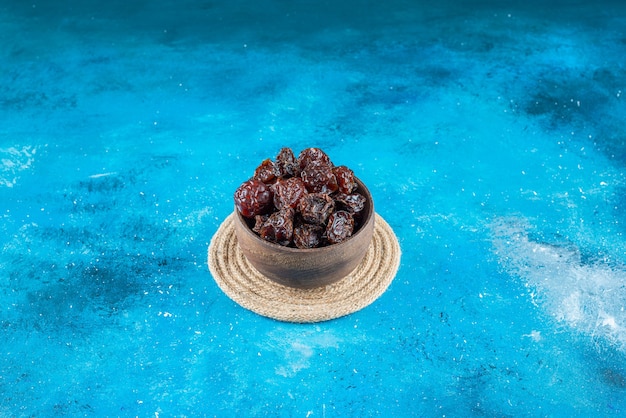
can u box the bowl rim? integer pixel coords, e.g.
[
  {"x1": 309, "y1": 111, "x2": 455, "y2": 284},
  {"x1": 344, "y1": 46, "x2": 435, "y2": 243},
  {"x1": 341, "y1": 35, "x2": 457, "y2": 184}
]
[{"x1": 234, "y1": 177, "x2": 374, "y2": 254}]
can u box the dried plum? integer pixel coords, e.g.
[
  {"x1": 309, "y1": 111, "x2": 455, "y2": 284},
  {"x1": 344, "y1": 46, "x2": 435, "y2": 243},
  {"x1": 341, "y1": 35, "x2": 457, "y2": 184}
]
[
  {"x1": 259, "y1": 208, "x2": 294, "y2": 246},
  {"x1": 234, "y1": 179, "x2": 273, "y2": 218},
  {"x1": 274, "y1": 147, "x2": 299, "y2": 178},
  {"x1": 273, "y1": 177, "x2": 307, "y2": 210},
  {"x1": 293, "y1": 223, "x2": 324, "y2": 249},
  {"x1": 299, "y1": 193, "x2": 335, "y2": 226},
  {"x1": 253, "y1": 158, "x2": 276, "y2": 183},
  {"x1": 333, "y1": 165, "x2": 357, "y2": 194},
  {"x1": 300, "y1": 161, "x2": 338, "y2": 194},
  {"x1": 326, "y1": 211, "x2": 355, "y2": 244},
  {"x1": 252, "y1": 214, "x2": 269, "y2": 233},
  {"x1": 298, "y1": 147, "x2": 332, "y2": 170},
  {"x1": 335, "y1": 192, "x2": 366, "y2": 214}
]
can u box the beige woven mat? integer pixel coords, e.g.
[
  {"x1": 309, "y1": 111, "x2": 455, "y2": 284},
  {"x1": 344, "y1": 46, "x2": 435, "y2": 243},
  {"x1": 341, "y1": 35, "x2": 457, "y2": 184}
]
[{"x1": 207, "y1": 213, "x2": 401, "y2": 323}]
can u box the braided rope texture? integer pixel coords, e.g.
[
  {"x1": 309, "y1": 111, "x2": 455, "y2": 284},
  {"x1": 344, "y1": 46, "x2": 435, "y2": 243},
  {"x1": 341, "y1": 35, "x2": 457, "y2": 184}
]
[{"x1": 208, "y1": 213, "x2": 401, "y2": 323}]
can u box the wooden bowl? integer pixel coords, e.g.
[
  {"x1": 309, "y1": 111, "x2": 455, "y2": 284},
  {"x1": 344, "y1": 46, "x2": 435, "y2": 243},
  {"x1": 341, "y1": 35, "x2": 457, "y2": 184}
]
[{"x1": 234, "y1": 178, "x2": 375, "y2": 289}]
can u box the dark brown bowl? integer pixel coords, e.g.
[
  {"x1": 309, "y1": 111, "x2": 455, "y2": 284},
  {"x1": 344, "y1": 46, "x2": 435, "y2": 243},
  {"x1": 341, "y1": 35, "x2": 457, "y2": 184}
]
[{"x1": 234, "y1": 178, "x2": 375, "y2": 289}]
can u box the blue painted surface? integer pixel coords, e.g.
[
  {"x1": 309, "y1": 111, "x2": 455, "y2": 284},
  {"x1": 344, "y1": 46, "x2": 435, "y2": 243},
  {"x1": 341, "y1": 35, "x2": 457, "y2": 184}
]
[{"x1": 2, "y1": 0, "x2": 626, "y2": 416}]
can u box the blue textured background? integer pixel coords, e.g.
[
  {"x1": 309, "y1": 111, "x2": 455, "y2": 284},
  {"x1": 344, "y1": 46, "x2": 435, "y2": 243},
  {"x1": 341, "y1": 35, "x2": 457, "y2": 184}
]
[{"x1": 2, "y1": 0, "x2": 626, "y2": 416}]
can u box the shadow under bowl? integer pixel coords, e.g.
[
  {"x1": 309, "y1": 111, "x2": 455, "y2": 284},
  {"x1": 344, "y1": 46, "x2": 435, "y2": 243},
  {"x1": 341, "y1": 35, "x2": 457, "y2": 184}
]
[{"x1": 234, "y1": 178, "x2": 375, "y2": 289}]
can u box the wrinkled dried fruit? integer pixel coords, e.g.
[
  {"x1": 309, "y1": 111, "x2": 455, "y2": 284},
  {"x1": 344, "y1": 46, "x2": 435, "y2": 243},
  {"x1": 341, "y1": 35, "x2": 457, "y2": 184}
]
[
  {"x1": 333, "y1": 165, "x2": 357, "y2": 194},
  {"x1": 234, "y1": 179, "x2": 273, "y2": 218},
  {"x1": 274, "y1": 147, "x2": 299, "y2": 178},
  {"x1": 259, "y1": 208, "x2": 294, "y2": 246},
  {"x1": 326, "y1": 210, "x2": 354, "y2": 244},
  {"x1": 335, "y1": 192, "x2": 366, "y2": 214},
  {"x1": 299, "y1": 193, "x2": 335, "y2": 225},
  {"x1": 293, "y1": 223, "x2": 324, "y2": 249},
  {"x1": 300, "y1": 161, "x2": 338, "y2": 194},
  {"x1": 253, "y1": 158, "x2": 276, "y2": 183},
  {"x1": 252, "y1": 214, "x2": 269, "y2": 233},
  {"x1": 234, "y1": 146, "x2": 368, "y2": 247},
  {"x1": 298, "y1": 147, "x2": 332, "y2": 170},
  {"x1": 273, "y1": 177, "x2": 307, "y2": 210}
]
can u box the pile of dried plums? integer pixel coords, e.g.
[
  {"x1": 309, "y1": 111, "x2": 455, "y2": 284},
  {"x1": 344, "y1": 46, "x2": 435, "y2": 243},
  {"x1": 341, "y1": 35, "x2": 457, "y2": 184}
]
[{"x1": 234, "y1": 147, "x2": 368, "y2": 248}]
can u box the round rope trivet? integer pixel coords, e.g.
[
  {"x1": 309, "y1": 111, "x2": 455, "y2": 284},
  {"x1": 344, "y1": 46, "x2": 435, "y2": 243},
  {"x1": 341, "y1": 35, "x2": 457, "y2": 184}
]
[{"x1": 207, "y1": 213, "x2": 401, "y2": 323}]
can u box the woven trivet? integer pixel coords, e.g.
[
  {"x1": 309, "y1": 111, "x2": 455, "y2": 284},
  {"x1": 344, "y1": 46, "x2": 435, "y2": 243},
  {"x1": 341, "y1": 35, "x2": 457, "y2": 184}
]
[{"x1": 207, "y1": 213, "x2": 401, "y2": 323}]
